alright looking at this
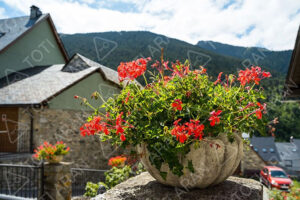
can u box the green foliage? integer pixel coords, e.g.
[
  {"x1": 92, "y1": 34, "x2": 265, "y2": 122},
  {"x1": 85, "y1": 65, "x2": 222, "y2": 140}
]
[
  {"x1": 104, "y1": 165, "x2": 132, "y2": 188},
  {"x1": 269, "y1": 180, "x2": 300, "y2": 200},
  {"x1": 84, "y1": 162, "x2": 145, "y2": 197},
  {"x1": 99, "y1": 61, "x2": 269, "y2": 178},
  {"x1": 84, "y1": 182, "x2": 108, "y2": 197}
]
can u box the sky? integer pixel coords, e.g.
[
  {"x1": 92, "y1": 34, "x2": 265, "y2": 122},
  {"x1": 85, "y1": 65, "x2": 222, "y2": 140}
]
[{"x1": 0, "y1": 0, "x2": 300, "y2": 51}]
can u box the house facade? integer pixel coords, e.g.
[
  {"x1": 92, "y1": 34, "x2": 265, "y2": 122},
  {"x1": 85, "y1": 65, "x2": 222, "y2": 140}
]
[
  {"x1": 0, "y1": 6, "x2": 68, "y2": 79},
  {"x1": 0, "y1": 6, "x2": 122, "y2": 169}
]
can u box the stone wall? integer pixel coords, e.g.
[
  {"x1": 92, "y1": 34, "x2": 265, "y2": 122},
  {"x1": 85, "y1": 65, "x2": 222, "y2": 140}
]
[
  {"x1": 94, "y1": 172, "x2": 268, "y2": 200},
  {"x1": 18, "y1": 107, "x2": 32, "y2": 152},
  {"x1": 241, "y1": 145, "x2": 266, "y2": 177},
  {"x1": 18, "y1": 107, "x2": 123, "y2": 169}
]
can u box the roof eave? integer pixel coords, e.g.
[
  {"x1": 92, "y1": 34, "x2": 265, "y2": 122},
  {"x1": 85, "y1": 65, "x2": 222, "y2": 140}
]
[
  {"x1": 46, "y1": 14, "x2": 69, "y2": 63},
  {"x1": 0, "y1": 14, "x2": 69, "y2": 63},
  {"x1": 284, "y1": 25, "x2": 300, "y2": 100}
]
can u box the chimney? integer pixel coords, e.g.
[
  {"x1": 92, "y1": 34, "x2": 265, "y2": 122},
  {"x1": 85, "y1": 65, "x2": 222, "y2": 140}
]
[
  {"x1": 290, "y1": 136, "x2": 294, "y2": 143},
  {"x1": 30, "y1": 5, "x2": 42, "y2": 19}
]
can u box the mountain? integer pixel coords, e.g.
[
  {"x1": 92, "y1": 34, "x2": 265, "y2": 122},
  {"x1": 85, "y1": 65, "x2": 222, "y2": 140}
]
[
  {"x1": 60, "y1": 31, "x2": 300, "y2": 142},
  {"x1": 60, "y1": 31, "x2": 279, "y2": 78},
  {"x1": 197, "y1": 41, "x2": 292, "y2": 74}
]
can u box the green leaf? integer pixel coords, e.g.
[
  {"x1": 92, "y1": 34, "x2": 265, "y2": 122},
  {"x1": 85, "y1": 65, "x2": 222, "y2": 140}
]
[
  {"x1": 160, "y1": 171, "x2": 167, "y2": 180},
  {"x1": 187, "y1": 160, "x2": 195, "y2": 173}
]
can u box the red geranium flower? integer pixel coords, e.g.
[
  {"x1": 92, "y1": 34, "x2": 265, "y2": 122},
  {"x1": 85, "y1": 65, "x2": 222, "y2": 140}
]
[
  {"x1": 209, "y1": 110, "x2": 222, "y2": 126},
  {"x1": 108, "y1": 156, "x2": 127, "y2": 167},
  {"x1": 238, "y1": 66, "x2": 271, "y2": 86},
  {"x1": 79, "y1": 112, "x2": 133, "y2": 141},
  {"x1": 118, "y1": 57, "x2": 151, "y2": 82},
  {"x1": 171, "y1": 119, "x2": 205, "y2": 143},
  {"x1": 172, "y1": 99, "x2": 183, "y2": 111},
  {"x1": 256, "y1": 110, "x2": 262, "y2": 119},
  {"x1": 120, "y1": 133, "x2": 126, "y2": 141}
]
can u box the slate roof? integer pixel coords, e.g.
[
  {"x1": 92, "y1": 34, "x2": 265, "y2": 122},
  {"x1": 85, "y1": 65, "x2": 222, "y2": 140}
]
[
  {"x1": 0, "y1": 13, "x2": 68, "y2": 61},
  {"x1": 275, "y1": 140, "x2": 300, "y2": 171},
  {"x1": 250, "y1": 136, "x2": 280, "y2": 163},
  {"x1": 0, "y1": 14, "x2": 48, "y2": 51},
  {"x1": 0, "y1": 54, "x2": 120, "y2": 106},
  {"x1": 276, "y1": 141, "x2": 300, "y2": 161}
]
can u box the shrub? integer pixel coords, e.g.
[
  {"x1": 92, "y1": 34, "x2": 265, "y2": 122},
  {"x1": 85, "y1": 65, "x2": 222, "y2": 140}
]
[{"x1": 84, "y1": 182, "x2": 108, "y2": 197}]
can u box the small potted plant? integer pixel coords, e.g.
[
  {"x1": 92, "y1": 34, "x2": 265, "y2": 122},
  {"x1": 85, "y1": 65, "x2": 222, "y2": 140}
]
[
  {"x1": 108, "y1": 156, "x2": 127, "y2": 168},
  {"x1": 78, "y1": 57, "x2": 271, "y2": 188},
  {"x1": 33, "y1": 141, "x2": 70, "y2": 164}
]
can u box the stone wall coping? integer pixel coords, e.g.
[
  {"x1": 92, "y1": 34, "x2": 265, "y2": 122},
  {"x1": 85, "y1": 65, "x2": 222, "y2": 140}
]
[{"x1": 93, "y1": 172, "x2": 268, "y2": 200}]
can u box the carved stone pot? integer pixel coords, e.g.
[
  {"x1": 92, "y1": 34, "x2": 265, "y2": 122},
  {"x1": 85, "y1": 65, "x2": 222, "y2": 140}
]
[
  {"x1": 137, "y1": 134, "x2": 243, "y2": 189},
  {"x1": 47, "y1": 155, "x2": 64, "y2": 164}
]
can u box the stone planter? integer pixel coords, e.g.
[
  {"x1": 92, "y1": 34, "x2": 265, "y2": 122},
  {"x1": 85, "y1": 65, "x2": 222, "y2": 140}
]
[
  {"x1": 47, "y1": 155, "x2": 64, "y2": 164},
  {"x1": 137, "y1": 134, "x2": 243, "y2": 189}
]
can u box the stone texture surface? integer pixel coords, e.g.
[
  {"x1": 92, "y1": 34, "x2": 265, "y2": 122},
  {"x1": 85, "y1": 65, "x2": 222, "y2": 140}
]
[
  {"x1": 17, "y1": 107, "x2": 124, "y2": 169},
  {"x1": 241, "y1": 145, "x2": 266, "y2": 176},
  {"x1": 137, "y1": 134, "x2": 243, "y2": 188},
  {"x1": 94, "y1": 172, "x2": 267, "y2": 200},
  {"x1": 44, "y1": 162, "x2": 72, "y2": 200}
]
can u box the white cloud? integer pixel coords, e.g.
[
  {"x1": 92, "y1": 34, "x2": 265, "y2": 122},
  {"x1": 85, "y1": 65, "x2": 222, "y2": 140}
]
[
  {"x1": 0, "y1": 7, "x2": 6, "y2": 18},
  {"x1": 1, "y1": 0, "x2": 300, "y2": 50}
]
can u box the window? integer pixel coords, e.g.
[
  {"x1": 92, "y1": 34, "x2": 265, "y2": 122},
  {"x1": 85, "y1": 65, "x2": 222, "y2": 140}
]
[
  {"x1": 254, "y1": 147, "x2": 258, "y2": 152},
  {"x1": 270, "y1": 170, "x2": 288, "y2": 178},
  {"x1": 270, "y1": 148, "x2": 274, "y2": 153},
  {"x1": 262, "y1": 148, "x2": 267, "y2": 153},
  {"x1": 284, "y1": 160, "x2": 292, "y2": 167},
  {"x1": 0, "y1": 32, "x2": 5, "y2": 38}
]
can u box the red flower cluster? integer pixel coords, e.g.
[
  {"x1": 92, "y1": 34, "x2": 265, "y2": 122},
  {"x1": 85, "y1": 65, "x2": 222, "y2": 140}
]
[
  {"x1": 80, "y1": 113, "x2": 133, "y2": 142},
  {"x1": 108, "y1": 156, "x2": 127, "y2": 168},
  {"x1": 209, "y1": 110, "x2": 222, "y2": 126},
  {"x1": 80, "y1": 116, "x2": 109, "y2": 136},
  {"x1": 171, "y1": 119, "x2": 205, "y2": 143},
  {"x1": 118, "y1": 57, "x2": 151, "y2": 82},
  {"x1": 33, "y1": 141, "x2": 70, "y2": 160},
  {"x1": 255, "y1": 102, "x2": 266, "y2": 119},
  {"x1": 171, "y1": 99, "x2": 183, "y2": 111},
  {"x1": 238, "y1": 66, "x2": 271, "y2": 86},
  {"x1": 242, "y1": 102, "x2": 266, "y2": 119}
]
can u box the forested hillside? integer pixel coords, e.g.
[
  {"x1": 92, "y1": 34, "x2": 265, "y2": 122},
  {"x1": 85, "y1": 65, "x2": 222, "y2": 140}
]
[
  {"x1": 60, "y1": 31, "x2": 300, "y2": 141},
  {"x1": 197, "y1": 41, "x2": 292, "y2": 73}
]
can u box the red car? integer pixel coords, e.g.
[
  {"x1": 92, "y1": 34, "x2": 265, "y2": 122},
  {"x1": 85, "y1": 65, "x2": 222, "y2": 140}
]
[{"x1": 260, "y1": 166, "x2": 293, "y2": 190}]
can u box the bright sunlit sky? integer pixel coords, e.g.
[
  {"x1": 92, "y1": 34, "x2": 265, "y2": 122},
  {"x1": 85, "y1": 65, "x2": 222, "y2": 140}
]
[{"x1": 0, "y1": 0, "x2": 300, "y2": 50}]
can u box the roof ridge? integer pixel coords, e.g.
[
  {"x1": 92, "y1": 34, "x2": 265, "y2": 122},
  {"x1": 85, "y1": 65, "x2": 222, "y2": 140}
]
[{"x1": 0, "y1": 14, "x2": 48, "y2": 21}]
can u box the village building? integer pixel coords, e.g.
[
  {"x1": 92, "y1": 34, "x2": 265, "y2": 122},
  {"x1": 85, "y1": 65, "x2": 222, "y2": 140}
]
[
  {"x1": 275, "y1": 138, "x2": 300, "y2": 178},
  {"x1": 250, "y1": 136, "x2": 280, "y2": 165},
  {"x1": 0, "y1": 6, "x2": 122, "y2": 169}
]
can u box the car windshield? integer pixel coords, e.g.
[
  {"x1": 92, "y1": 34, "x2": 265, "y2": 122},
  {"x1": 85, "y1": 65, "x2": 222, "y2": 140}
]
[{"x1": 270, "y1": 170, "x2": 288, "y2": 178}]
